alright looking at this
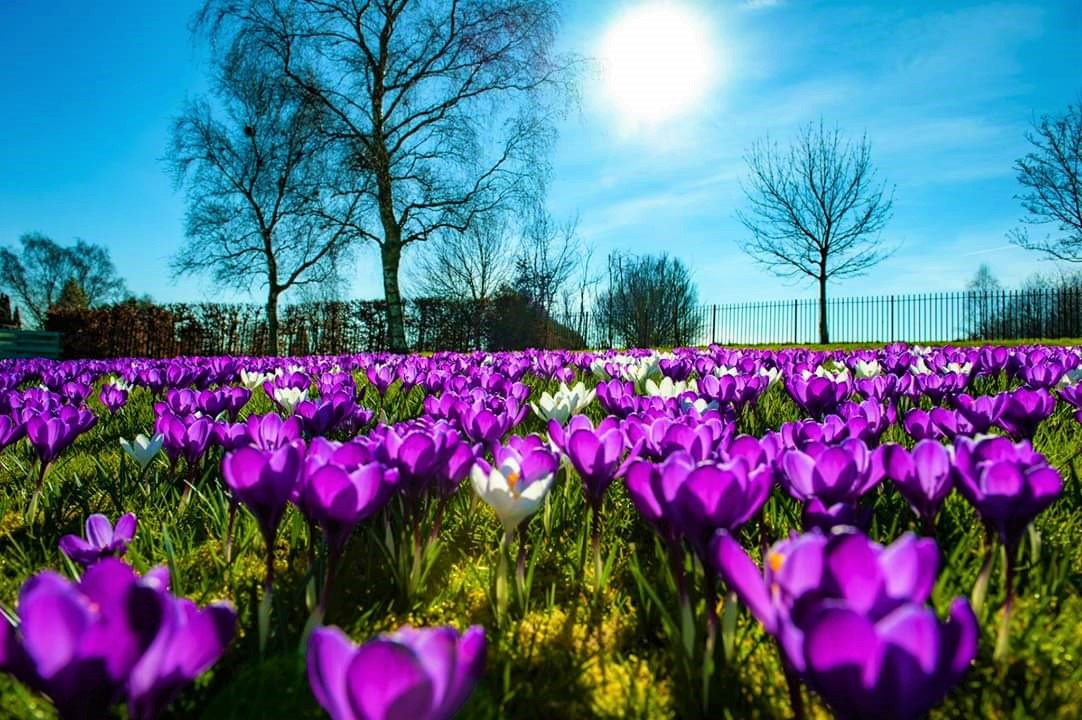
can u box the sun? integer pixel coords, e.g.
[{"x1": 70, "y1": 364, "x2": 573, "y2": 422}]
[{"x1": 599, "y1": 2, "x2": 717, "y2": 127}]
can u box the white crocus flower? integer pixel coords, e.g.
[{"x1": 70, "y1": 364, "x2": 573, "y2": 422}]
[
  {"x1": 910, "y1": 358, "x2": 933, "y2": 376},
  {"x1": 759, "y1": 367, "x2": 782, "y2": 385},
  {"x1": 679, "y1": 396, "x2": 717, "y2": 414},
  {"x1": 813, "y1": 365, "x2": 850, "y2": 382},
  {"x1": 471, "y1": 456, "x2": 554, "y2": 535},
  {"x1": 119, "y1": 433, "x2": 164, "y2": 470},
  {"x1": 273, "y1": 386, "x2": 308, "y2": 414},
  {"x1": 109, "y1": 377, "x2": 132, "y2": 391},
  {"x1": 530, "y1": 382, "x2": 596, "y2": 424},
  {"x1": 240, "y1": 369, "x2": 272, "y2": 390},
  {"x1": 590, "y1": 358, "x2": 612, "y2": 381},
  {"x1": 854, "y1": 360, "x2": 881, "y2": 378},
  {"x1": 628, "y1": 356, "x2": 662, "y2": 389},
  {"x1": 714, "y1": 365, "x2": 740, "y2": 377},
  {"x1": 643, "y1": 376, "x2": 697, "y2": 399},
  {"x1": 944, "y1": 361, "x2": 973, "y2": 375}
]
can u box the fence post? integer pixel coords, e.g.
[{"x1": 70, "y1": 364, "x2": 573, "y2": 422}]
[
  {"x1": 711, "y1": 304, "x2": 717, "y2": 345},
  {"x1": 889, "y1": 295, "x2": 895, "y2": 342},
  {"x1": 792, "y1": 299, "x2": 798, "y2": 344}
]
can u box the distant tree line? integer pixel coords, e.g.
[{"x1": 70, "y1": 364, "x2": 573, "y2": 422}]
[
  {"x1": 43, "y1": 296, "x2": 587, "y2": 359},
  {"x1": 0, "y1": 232, "x2": 128, "y2": 328},
  {"x1": 964, "y1": 263, "x2": 1082, "y2": 340}
]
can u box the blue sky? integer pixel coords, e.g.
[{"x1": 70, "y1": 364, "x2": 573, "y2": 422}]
[{"x1": 1, "y1": 0, "x2": 1079, "y2": 306}]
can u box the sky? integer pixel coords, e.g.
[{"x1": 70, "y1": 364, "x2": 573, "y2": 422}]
[{"x1": 1, "y1": 0, "x2": 1080, "y2": 308}]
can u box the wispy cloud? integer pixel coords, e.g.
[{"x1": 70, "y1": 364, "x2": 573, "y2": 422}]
[
  {"x1": 739, "y1": 0, "x2": 783, "y2": 10},
  {"x1": 958, "y1": 245, "x2": 1015, "y2": 258}
]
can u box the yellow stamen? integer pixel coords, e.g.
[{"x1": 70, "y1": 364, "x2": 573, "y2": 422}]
[
  {"x1": 507, "y1": 469, "x2": 521, "y2": 491},
  {"x1": 767, "y1": 551, "x2": 784, "y2": 573}
]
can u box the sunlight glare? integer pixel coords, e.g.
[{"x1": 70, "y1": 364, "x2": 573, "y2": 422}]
[{"x1": 599, "y1": 2, "x2": 718, "y2": 127}]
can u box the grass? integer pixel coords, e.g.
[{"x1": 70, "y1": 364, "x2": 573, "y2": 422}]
[{"x1": 0, "y1": 363, "x2": 1080, "y2": 719}]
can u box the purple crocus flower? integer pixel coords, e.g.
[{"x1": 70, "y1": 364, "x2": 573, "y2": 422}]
[
  {"x1": 295, "y1": 392, "x2": 358, "y2": 437},
  {"x1": 786, "y1": 375, "x2": 851, "y2": 419},
  {"x1": 222, "y1": 441, "x2": 306, "y2": 556},
  {"x1": 624, "y1": 413, "x2": 729, "y2": 462},
  {"x1": 0, "y1": 414, "x2": 25, "y2": 452},
  {"x1": 157, "y1": 389, "x2": 199, "y2": 417},
  {"x1": 300, "y1": 438, "x2": 398, "y2": 557},
  {"x1": 871, "y1": 441, "x2": 953, "y2": 531},
  {"x1": 952, "y1": 393, "x2": 998, "y2": 435},
  {"x1": 26, "y1": 405, "x2": 97, "y2": 466},
  {"x1": 712, "y1": 529, "x2": 978, "y2": 720},
  {"x1": 993, "y1": 387, "x2": 1055, "y2": 440},
  {"x1": 779, "y1": 416, "x2": 848, "y2": 451},
  {"x1": 780, "y1": 439, "x2": 879, "y2": 530},
  {"x1": 457, "y1": 400, "x2": 516, "y2": 446},
  {"x1": 854, "y1": 374, "x2": 897, "y2": 403},
  {"x1": 245, "y1": 412, "x2": 304, "y2": 451},
  {"x1": 673, "y1": 457, "x2": 772, "y2": 558},
  {"x1": 373, "y1": 421, "x2": 462, "y2": 499},
  {"x1": 548, "y1": 415, "x2": 634, "y2": 509},
  {"x1": 596, "y1": 379, "x2": 638, "y2": 417},
  {"x1": 828, "y1": 399, "x2": 895, "y2": 446},
  {"x1": 59, "y1": 512, "x2": 137, "y2": 568},
  {"x1": 126, "y1": 577, "x2": 237, "y2": 720},
  {"x1": 624, "y1": 452, "x2": 696, "y2": 547},
  {"x1": 1020, "y1": 360, "x2": 1066, "y2": 389},
  {"x1": 913, "y1": 371, "x2": 968, "y2": 404},
  {"x1": 99, "y1": 384, "x2": 129, "y2": 413},
  {"x1": 157, "y1": 414, "x2": 214, "y2": 467},
  {"x1": 307, "y1": 624, "x2": 486, "y2": 720},
  {"x1": 193, "y1": 389, "x2": 229, "y2": 418},
  {"x1": 365, "y1": 364, "x2": 397, "y2": 397},
  {"x1": 0, "y1": 559, "x2": 167, "y2": 720},
  {"x1": 951, "y1": 435, "x2": 1062, "y2": 554},
  {"x1": 799, "y1": 600, "x2": 977, "y2": 720},
  {"x1": 902, "y1": 407, "x2": 970, "y2": 441},
  {"x1": 1058, "y1": 383, "x2": 1082, "y2": 424},
  {"x1": 220, "y1": 386, "x2": 252, "y2": 421},
  {"x1": 61, "y1": 381, "x2": 93, "y2": 405}
]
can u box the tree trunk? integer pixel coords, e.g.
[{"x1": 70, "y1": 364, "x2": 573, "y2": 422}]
[
  {"x1": 818, "y1": 273, "x2": 829, "y2": 344},
  {"x1": 380, "y1": 239, "x2": 407, "y2": 353},
  {"x1": 266, "y1": 287, "x2": 280, "y2": 355}
]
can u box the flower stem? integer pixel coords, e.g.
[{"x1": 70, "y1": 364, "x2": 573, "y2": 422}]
[
  {"x1": 591, "y1": 502, "x2": 603, "y2": 601},
  {"x1": 782, "y1": 657, "x2": 807, "y2": 720},
  {"x1": 971, "y1": 533, "x2": 995, "y2": 617},
  {"x1": 224, "y1": 500, "x2": 238, "y2": 564},
  {"x1": 318, "y1": 546, "x2": 341, "y2": 616},
  {"x1": 995, "y1": 546, "x2": 1015, "y2": 662}
]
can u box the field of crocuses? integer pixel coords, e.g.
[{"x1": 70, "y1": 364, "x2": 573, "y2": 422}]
[{"x1": 1, "y1": 343, "x2": 1080, "y2": 719}]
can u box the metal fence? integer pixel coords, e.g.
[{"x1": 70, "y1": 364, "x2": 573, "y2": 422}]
[
  {"x1": 38, "y1": 288, "x2": 1082, "y2": 358},
  {"x1": 551, "y1": 288, "x2": 1082, "y2": 348}
]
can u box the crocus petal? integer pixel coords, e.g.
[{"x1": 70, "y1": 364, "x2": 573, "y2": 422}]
[
  {"x1": 346, "y1": 639, "x2": 434, "y2": 720},
  {"x1": 307, "y1": 626, "x2": 357, "y2": 720},
  {"x1": 711, "y1": 531, "x2": 776, "y2": 633},
  {"x1": 84, "y1": 514, "x2": 114, "y2": 548}
]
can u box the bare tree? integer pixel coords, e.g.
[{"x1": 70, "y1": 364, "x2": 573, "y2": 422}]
[
  {"x1": 166, "y1": 47, "x2": 358, "y2": 354},
  {"x1": 198, "y1": 0, "x2": 579, "y2": 352},
  {"x1": 1009, "y1": 95, "x2": 1082, "y2": 261},
  {"x1": 737, "y1": 119, "x2": 895, "y2": 343},
  {"x1": 513, "y1": 205, "x2": 580, "y2": 316},
  {"x1": 965, "y1": 263, "x2": 1004, "y2": 339},
  {"x1": 597, "y1": 252, "x2": 698, "y2": 348},
  {"x1": 0, "y1": 232, "x2": 127, "y2": 327},
  {"x1": 408, "y1": 214, "x2": 514, "y2": 304}
]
